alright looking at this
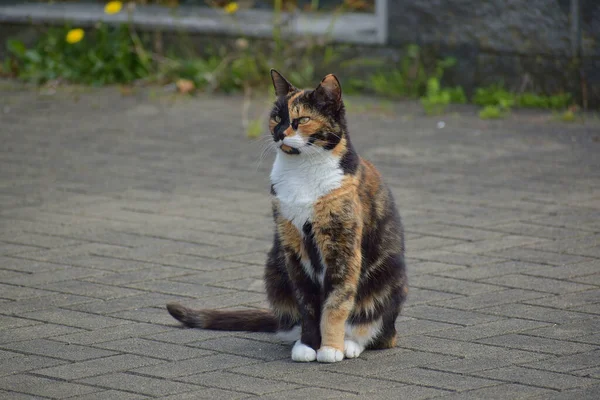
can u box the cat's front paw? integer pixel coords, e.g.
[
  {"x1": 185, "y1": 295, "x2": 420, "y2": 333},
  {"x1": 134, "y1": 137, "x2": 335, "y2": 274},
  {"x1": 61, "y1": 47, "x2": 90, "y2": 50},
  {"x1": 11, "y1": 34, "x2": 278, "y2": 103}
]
[
  {"x1": 317, "y1": 346, "x2": 344, "y2": 363},
  {"x1": 291, "y1": 340, "x2": 316, "y2": 362},
  {"x1": 344, "y1": 340, "x2": 364, "y2": 358}
]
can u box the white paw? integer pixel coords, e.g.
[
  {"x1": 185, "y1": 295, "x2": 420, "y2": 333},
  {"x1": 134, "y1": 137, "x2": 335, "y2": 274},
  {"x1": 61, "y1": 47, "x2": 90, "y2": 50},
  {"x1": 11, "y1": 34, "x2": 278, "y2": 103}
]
[
  {"x1": 317, "y1": 346, "x2": 344, "y2": 363},
  {"x1": 344, "y1": 340, "x2": 364, "y2": 359},
  {"x1": 291, "y1": 340, "x2": 316, "y2": 362}
]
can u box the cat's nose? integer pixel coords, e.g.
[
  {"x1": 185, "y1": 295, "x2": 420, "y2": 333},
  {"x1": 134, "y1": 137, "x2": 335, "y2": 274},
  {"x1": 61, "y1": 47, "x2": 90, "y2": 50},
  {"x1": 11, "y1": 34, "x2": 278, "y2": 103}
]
[
  {"x1": 283, "y1": 126, "x2": 294, "y2": 137},
  {"x1": 275, "y1": 131, "x2": 285, "y2": 141}
]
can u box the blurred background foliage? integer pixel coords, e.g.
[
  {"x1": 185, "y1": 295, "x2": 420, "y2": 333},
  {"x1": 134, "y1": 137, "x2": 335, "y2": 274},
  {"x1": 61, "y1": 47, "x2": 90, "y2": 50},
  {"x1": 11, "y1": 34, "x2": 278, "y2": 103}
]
[{"x1": 0, "y1": 0, "x2": 581, "y2": 129}]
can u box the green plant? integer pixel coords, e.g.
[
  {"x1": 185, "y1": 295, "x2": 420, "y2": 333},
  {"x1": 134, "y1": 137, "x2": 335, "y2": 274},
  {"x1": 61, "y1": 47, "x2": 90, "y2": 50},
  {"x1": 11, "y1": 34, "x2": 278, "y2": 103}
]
[
  {"x1": 479, "y1": 105, "x2": 506, "y2": 119},
  {"x1": 517, "y1": 92, "x2": 571, "y2": 109},
  {"x1": 473, "y1": 84, "x2": 515, "y2": 107},
  {"x1": 559, "y1": 109, "x2": 577, "y2": 122},
  {"x1": 5, "y1": 22, "x2": 151, "y2": 85},
  {"x1": 369, "y1": 44, "x2": 427, "y2": 98},
  {"x1": 420, "y1": 78, "x2": 450, "y2": 115}
]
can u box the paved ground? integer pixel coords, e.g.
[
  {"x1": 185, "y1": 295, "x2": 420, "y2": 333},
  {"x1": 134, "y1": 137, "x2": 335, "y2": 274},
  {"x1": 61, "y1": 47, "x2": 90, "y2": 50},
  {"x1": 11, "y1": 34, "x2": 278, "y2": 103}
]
[{"x1": 0, "y1": 82, "x2": 599, "y2": 399}]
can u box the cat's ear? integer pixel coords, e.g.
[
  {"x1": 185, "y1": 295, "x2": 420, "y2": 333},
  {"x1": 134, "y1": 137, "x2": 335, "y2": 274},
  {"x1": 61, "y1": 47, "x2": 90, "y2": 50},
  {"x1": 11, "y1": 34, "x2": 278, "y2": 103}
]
[
  {"x1": 315, "y1": 74, "x2": 342, "y2": 105},
  {"x1": 270, "y1": 69, "x2": 296, "y2": 97}
]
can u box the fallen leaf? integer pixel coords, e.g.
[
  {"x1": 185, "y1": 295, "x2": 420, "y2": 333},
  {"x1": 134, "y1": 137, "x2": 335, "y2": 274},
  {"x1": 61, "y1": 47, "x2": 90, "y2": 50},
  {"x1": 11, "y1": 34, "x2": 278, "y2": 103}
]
[{"x1": 176, "y1": 79, "x2": 195, "y2": 94}]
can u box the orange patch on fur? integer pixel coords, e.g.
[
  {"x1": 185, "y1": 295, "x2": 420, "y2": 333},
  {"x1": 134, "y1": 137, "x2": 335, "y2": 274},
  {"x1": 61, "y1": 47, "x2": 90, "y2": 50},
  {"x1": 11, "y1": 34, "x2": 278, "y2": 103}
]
[{"x1": 331, "y1": 136, "x2": 347, "y2": 158}]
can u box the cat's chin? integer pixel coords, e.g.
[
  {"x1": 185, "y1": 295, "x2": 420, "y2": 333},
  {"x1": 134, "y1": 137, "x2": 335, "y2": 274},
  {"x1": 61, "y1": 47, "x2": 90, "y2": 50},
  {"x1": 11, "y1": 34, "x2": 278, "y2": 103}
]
[{"x1": 280, "y1": 144, "x2": 301, "y2": 155}]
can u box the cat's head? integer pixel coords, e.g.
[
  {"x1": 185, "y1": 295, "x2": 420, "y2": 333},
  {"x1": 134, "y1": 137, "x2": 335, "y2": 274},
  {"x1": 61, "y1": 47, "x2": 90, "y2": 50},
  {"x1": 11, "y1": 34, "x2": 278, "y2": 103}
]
[{"x1": 269, "y1": 69, "x2": 347, "y2": 156}]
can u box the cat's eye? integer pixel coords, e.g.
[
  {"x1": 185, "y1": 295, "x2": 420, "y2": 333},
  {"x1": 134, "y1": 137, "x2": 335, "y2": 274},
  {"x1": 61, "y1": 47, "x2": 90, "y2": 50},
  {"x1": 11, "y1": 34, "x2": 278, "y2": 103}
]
[
  {"x1": 298, "y1": 117, "x2": 310, "y2": 124},
  {"x1": 273, "y1": 115, "x2": 281, "y2": 123}
]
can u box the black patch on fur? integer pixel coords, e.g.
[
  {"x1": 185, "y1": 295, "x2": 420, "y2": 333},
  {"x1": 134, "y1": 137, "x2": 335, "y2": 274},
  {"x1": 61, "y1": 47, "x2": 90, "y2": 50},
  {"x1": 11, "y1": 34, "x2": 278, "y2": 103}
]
[
  {"x1": 302, "y1": 222, "x2": 324, "y2": 280},
  {"x1": 271, "y1": 97, "x2": 290, "y2": 142},
  {"x1": 339, "y1": 139, "x2": 359, "y2": 174}
]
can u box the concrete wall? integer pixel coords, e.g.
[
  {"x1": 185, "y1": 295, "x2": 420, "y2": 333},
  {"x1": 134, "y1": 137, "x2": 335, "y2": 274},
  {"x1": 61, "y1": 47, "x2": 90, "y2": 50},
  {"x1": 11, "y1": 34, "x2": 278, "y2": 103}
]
[{"x1": 387, "y1": 0, "x2": 600, "y2": 106}]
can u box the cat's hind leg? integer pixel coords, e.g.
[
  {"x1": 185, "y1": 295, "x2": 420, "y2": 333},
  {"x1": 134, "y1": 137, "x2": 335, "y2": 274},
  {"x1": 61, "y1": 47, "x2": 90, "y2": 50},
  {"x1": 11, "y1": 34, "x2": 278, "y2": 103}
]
[{"x1": 344, "y1": 318, "x2": 383, "y2": 358}]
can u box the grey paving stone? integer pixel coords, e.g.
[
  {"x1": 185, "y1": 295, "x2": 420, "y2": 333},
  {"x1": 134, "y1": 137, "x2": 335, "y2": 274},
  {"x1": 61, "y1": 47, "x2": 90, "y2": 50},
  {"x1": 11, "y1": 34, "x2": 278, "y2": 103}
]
[
  {"x1": 479, "y1": 303, "x2": 593, "y2": 324},
  {"x1": 0, "y1": 354, "x2": 68, "y2": 376},
  {"x1": 123, "y1": 281, "x2": 234, "y2": 298},
  {"x1": 209, "y1": 277, "x2": 265, "y2": 293},
  {"x1": 37, "y1": 280, "x2": 146, "y2": 300},
  {"x1": 0, "y1": 323, "x2": 83, "y2": 344},
  {"x1": 33, "y1": 354, "x2": 164, "y2": 380},
  {"x1": 0, "y1": 374, "x2": 101, "y2": 398},
  {"x1": 573, "y1": 333, "x2": 600, "y2": 345},
  {"x1": 163, "y1": 291, "x2": 267, "y2": 310},
  {"x1": 524, "y1": 319, "x2": 600, "y2": 340},
  {"x1": 396, "y1": 317, "x2": 459, "y2": 336},
  {"x1": 430, "y1": 289, "x2": 549, "y2": 310},
  {"x1": 94, "y1": 338, "x2": 213, "y2": 361},
  {"x1": 131, "y1": 353, "x2": 259, "y2": 378},
  {"x1": 267, "y1": 370, "x2": 404, "y2": 394},
  {"x1": 190, "y1": 337, "x2": 289, "y2": 361},
  {"x1": 20, "y1": 308, "x2": 131, "y2": 330},
  {"x1": 177, "y1": 371, "x2": 301, "y2": 395},
  {"x1": 432, "y1": 351, "x2": 549, "y2": 374},
  {"x1": 408, "y1": 261, "x2": 467, "y2": 276},
  {"x1": 523, "y1": 289, "x2": 600, "y2": 309},
  {"x1": 403, "y1": 305, "x2": 502, "y2": 326},
  {"x1": 0, "y1": 390, "x2": 40, "y2": 400},
  {"x1": 428, "y1": 318, "x2": 551, "y2": 341},
  {"x1": 397, "y1": 335, "x2": 540, "y2": 359},
  {"x1": 483, "y1": 222, "x2": 585, "y2": 240},
  {"x1": 257, "y1": 387, "x2": 361, "y2": 400},
  {"x1": 409, "y1": 275, "x2": 504, "y2": 296},
  {"x1": 571, "y1": 303, "x2": 600, "y2": 315},
  {"x1": 438, "y1": 235, "x2": 548, "y2": 255},
  {"x1": 0, "y1": 338, "x2": 117, "y2": 361},
  {"x1": 480, "y1": 274, "x2": 596, "y2": 294},
  {"x1": 2, "y1": 82, "x2": 600, "y2": 400},
  {"x1": 410, "y1": 223, "x2": 505, "y2": 241},
  {"x1": 432, "y1": 383, "x2": 554, "y2": 400},
  {"x1": 486, "y1": 248, "x2": 592, "y2": 266},
  {"x1": 67, "y1": 390, "x2": 150, "y2": 400},
  {"x1": 403, "y1": 287, "x2": 463, "y2": 305},
  {"x1": 158, "y1": 388, "x2": 249, "y2": 400},
  {"x1": 476, "y1": 333, "x2": 597, "y2": 355},
  {"x1": 523, "y1": 350, "x2": 600, "y2": 373},
  {"x1": 373, "y1": 367, "x2": 500, "y2": 391},
  {"x1": 78, "y1": 372, "x2": 202, "y2": 397},
  {"x1": 52, "y1": 322, "x2": 170, "y2": 345},
  {"x1": 0, "y1": 315, "x2": 39, "y2": 331},
  {"x1": 571, "y1": 273, "x2": 600, "y2": 287},
  {"x1": 356, "y1": 385, "x2": 450, "y2": 400},
  {"x1": 528, "y1": 260, "x2": 600, "y2": 280},
  {"x1": 0, "y1": 256, "x2": 76, "y2": 273},
  {"x1": 411, "y1": 250, "x2": 508, "y2": 267},
  {"x1": 529, "y1": 384, "x2": 600, "y2": 400},
  {"x1": 574, "y1": 366, "x2": 600, "y2": 379},
  {"x1": 473, "y1": 366, "x2": 598, "y2": 390},
  {"x1": 0, "y1": 293, "x2": 96, "y2": 315},
  {"x1": 82, "y1": 265, "x2": 194, "y2": 285},
  {"x1": 143, "y1": 327, "x2": 232, "y2": 344},
  {"x1": 4, "y1": 266, "x2": 105, "y2": 287},
  {"x1": 0, "y1": 283, "x2": 56, "y2": 300},
  {"x1": 113, "y1": 306, "x2": 186, "y2": 325},
  {"x1": 65, "y1": 293, "x2": 186, "y2": 315}
]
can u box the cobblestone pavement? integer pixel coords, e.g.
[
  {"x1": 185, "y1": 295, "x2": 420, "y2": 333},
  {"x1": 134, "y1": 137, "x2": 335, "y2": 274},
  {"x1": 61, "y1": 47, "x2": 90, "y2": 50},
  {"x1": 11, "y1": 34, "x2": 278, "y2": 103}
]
[{"x1": 0, "y1": 82, "x2": 599, "y2": 399}]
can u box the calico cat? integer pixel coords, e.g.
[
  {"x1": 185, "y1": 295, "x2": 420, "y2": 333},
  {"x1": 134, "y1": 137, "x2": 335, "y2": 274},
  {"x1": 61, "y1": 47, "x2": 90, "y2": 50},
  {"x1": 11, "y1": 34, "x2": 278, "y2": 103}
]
[{"x1": 167, "y1": 70, "x2": 407, "y2": 363}]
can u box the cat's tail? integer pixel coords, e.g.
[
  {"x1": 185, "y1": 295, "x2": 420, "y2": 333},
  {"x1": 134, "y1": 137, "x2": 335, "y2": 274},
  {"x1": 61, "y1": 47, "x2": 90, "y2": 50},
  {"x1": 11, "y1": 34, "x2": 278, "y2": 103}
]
[{"x1": 166, "y1": 303, "x2": 278, "y2": 332}]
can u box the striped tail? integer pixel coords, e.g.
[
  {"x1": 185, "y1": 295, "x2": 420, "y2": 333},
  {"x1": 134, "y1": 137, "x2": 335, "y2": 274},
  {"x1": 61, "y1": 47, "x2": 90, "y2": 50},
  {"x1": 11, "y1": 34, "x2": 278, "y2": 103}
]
[{"x1": 166, "y1": 303, "x2": 278, "y2": 332}]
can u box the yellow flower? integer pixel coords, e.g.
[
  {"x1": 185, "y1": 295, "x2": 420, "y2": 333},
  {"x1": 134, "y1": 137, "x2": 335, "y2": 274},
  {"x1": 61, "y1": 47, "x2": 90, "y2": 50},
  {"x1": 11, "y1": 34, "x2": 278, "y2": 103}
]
[
  {"x1": 104, "y1": 1, "x2": 123, "y2": 15},
  {"x1": 65, "y1": 28, "x2": 85, "y2": 44},
  {"x1": 224, "y1": 2, "x2": 239, "y2": 14}
]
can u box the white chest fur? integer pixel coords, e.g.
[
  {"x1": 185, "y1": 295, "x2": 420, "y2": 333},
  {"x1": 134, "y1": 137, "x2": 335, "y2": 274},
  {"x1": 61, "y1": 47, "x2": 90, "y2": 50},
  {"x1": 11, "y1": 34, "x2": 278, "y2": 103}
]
[{"x1": 270, "y1": 151, "x2": 344, "y2": 232}]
